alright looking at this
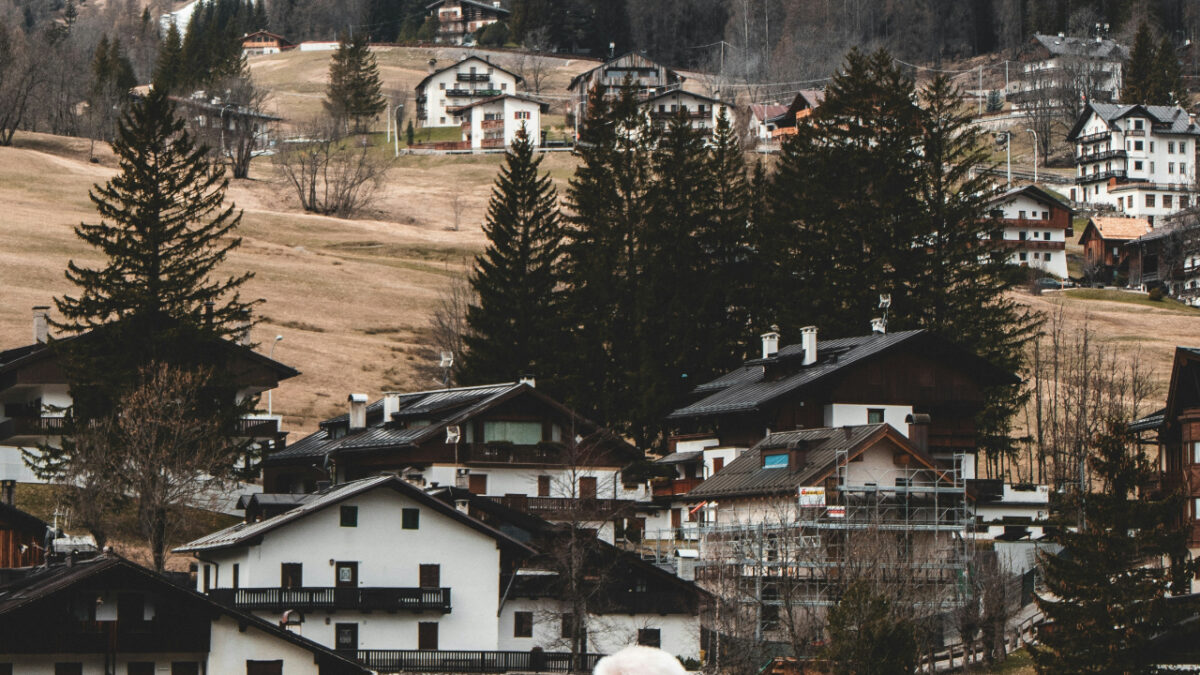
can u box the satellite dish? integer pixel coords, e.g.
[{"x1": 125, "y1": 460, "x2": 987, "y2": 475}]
[
  {"x1": 878, "y1": 294, "x2": 891, "y2": 309},
  {"x1": 446, "y1": 425, "x2": 461, "y2": 444},
  {"x1": 440, "y1": 351, "x2": 454, "y2": 368}
]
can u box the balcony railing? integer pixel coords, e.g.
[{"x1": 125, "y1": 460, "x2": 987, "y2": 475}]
[
  {"x1": 234, "y1": 417, "x2": 280, "y2": 438},
  {"x1": 2, "y1": 416, "x2": 67, "y2": 438},
  {"x1": 1077, "y1": 149, "x2": 1127, "y2": 162},
  {"x1": 648, "y1": 109, "x2": 710, "y2": 119},
  {"x1": 998, "y1": 240, "x2": 1066, "y2": 251},
  {"x1": 462, "y1": 442, "x2": 566, "y2": 465},
  {"x1": 209, "y1": 586, "x2": 451, "y2": 612},
  {"x1": 1076, "y1": 169, "x2": 1126, "y2": 184},
  {"x1": 496, "y1": 495, "x2": 638, "y2": 518},
  {"x1": 480, "y1": 118, "x2": 504, "y2": 129},
  {"x1": 446, "y1": 88, "x2": 503, "y2": 98},
  {"x1": 343, "y1": 649, "x2": 604, "y2": 673},
  {"x1": 1075, "y1": 130, "x2": 1111, "y2": 145},
  {"x1": 457, "y1": 73, "x2": 490, "y2": 82},
  {"x1": 652, "y1": 477, "x2": 704, "y2": 497}
]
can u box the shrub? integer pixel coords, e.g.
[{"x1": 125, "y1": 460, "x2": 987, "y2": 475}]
[{"x1": 1149, "y1": 287, "x2": 1165, "y2": 301}]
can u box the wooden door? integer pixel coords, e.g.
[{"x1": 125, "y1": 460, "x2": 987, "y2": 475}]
[
  {"x1": 335, "y1": 623, "x2": 358, "y2": 651},
  {"x1": 469, "y1": 473, "x2": 488, "y2": 495},
  {"x1": 281, "y1": 563, "x2": 302, "y2": 588},
  {"x1": 712, "y1": 457, "x2": 724, "y2": 474},
  {"x1": 335, "y1": 562, "x2": 358, "y2": 588},
  {"x1": 538, "y1": 475, "x2": 551, "y2": 497},
  {"x1": 671, "y1": 508, "x2": 681, "y2": 529},
  {"x1": 579, "y1": 476, "x2": 597, "y2": 499},
  {"x1": 418, "y1": 622, "x2": 439, "y2": 650},
  {"x1": 420, "y1": 564, "x2": 441, "y2": 588}
]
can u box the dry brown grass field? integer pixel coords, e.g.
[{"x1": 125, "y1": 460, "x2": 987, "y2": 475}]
[{"x1": 3, "y1": 46, "x2": 1199, "y2": 438}]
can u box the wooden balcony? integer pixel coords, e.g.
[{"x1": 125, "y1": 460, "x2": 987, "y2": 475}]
[
  {"x1": 446, "y1": 88, "x2": 503, "y2": 98},
  {"x1": 648, "y1": 109, "x2": 709, "y2": 120},
  {"x1": 1076, "y1": 169, "x2": 1126, "y2": 184},
  {"x1": 480, "y1": 118, "x2": 504, "y2": 130},
  {"x1": 343, "y1": 649, "x2": 603, "y2": 673},
  {"x1": 457, "y1": 73, "x2": 490, "y2": 82},
  {"x1": 652, "y1": 477, "x2": 704, "y2": 497},
  {"x1": 209, "y1": 586, "x2": 451, "y2": 612},
  {"x1": 1076, "y1": 149, "x2": 1126, "y2": 162},
  {"x1": 497, "y1": 495, "x2": 638, "y2": 519},
  {"x1": 461, "y1": 442, "x2": 566, "y2": 466},
  {"x1": 0, "y1": 415, "x2": 67, "y2": 440},
  {"x1": 234, "y1": 417, "x2": 280, "y2": 438},
  {"x1": 997, "y1": 239, "x2": 1065, "y2": 251},
  {"x1": 1075, "y1": 130, "x2": 1111, "y2": 145}
]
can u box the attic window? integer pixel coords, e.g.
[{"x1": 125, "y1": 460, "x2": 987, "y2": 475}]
[
  {"x1": 340, "y1": 506, "x2": 358, "y2": 527},
  {"x1": 762, "y1": 453, "x2": 789, "y2": 469},
  {"x1": 868, "y1": 409, "x2": 885, "y2": 424}
]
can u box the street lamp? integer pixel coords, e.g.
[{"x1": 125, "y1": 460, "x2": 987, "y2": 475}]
[
  {"x1": 1025, "y1": 128, "x2": 1038, "y2": 183},
  {"x1": 268, "y1": 334, "x2": 283, "y2": 417}
]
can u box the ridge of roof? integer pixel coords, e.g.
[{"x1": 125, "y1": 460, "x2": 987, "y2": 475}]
[
  {"x1": 175, "y1": 475, "x2": 536, "y2": 555},
  {"x1": 416, "y1": 55, "x2": 522, "y2": 92}
]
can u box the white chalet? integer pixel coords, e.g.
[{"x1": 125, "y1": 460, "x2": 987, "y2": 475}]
[
  {"x1": 1012, "y1": 33, "x2": 1127, "y2": 110},
  {"x1": 178, "y1": 476, "x2": 705, "y2": 672},
  {"x1": 640, "y1": 89, "x2": 735, "y2": 138},
  {"x1": 415, "y1": 56, "x2": 523, "y2": 128},
  {"x1": 984, "y1": 184, "x2": 1076, "y2": 279},
  {"x1": 1067, "y1": 102, "x2": 1200, "y2": 224},
  {"x1": 453, "y1": 94, "x2": 548, "y2": 150},
  {"x1": 426, "y1": 0, "x2": 510, "y2": 45}
]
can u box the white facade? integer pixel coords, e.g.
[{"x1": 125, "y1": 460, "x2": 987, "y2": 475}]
[
  {"x1": 990, "y1": 191, "x2": 1070, "y2": 278},
  {"x1": 822, "y1": 403, "x2": 912, "y2": 437},
  {"x1": 496, "y1": 598, "x2": 701, "y2": 660},
  {"x1": 1071, "y1": 106, "x2": 1200, "y2": 224},
  {"x1": 193, "y1": 485, "x2": 504, "y2": 653},
  {"x1": 454, "y1": 97, "x2": 543, "y2": 150},
  {"x1": 974, "y1": 484, "x2": 1050, "y2": 540},
  {"x1": 641, "y1": 90, "x2": 734, "y2": 137},
  {"x1": 417, "y1": 57, "x2": 520, "y2": 128},
  {"x1": 421, "y1": 464, "x2": 629, "y2": 499}
]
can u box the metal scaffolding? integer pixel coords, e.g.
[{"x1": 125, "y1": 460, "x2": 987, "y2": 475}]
[{"x1": 636, "y1": 452, "x2": 975, "y2": 650}]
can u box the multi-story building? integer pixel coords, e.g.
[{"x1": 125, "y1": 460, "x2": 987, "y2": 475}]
[
  {"x1": 261, "y1": 381, "x2": 646, "y2": 515},
  {"x1": 640, "y1": 89, "x2": 735, "y2": 138},
  {"x1": 426, "y1": 0, "x2": 510, "y2": 45},
  {"x1": 0, "y1": 554, "x2": 367, "y2": 675},
  {"x1": 177, "y1": 475, "x2": 705, "y2": 671},
  {"x1": 568, "y1": 52, "x2": 682, "y2": 114},
  {"x1": 985, "y1": 184, "x2": 1076, "y2": 279},
  {"x1": 452, "y1": 94, "x2": 548, "y2": 150},
  {"x1": 415, "y1": 56, "x2": 523, "y2": 128},
  {"x1": 1011, "y1": 33, "x2": 1126, "y2": 110},
  {"x1": 1067, "y1": 102, "x2": 1200, "y2": 223},
  {"x1": 0, "y1": 307, "x2": 297, "y2": 484}
]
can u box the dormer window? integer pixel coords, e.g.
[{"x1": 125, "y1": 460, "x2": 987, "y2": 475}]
[{"x1": 762, "y1": 452, "x2": 788, "y2": 469}]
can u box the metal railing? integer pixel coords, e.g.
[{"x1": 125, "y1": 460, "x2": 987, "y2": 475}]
[
  {"x1": 5, "y1": 416, "x2": 67, "y2": 437},
  {"x1": 344, "y1": 649, "x2": 604, "y2": 673},
  {"x1": 209, "y1": 586, "x2": 450, "y2": 612},
  {"x1": 1076, "y1": 169, "x2": 1126, "y2": 184}
]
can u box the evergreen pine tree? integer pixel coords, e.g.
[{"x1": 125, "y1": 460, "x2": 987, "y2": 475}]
[
  {"x1": 633, "y1": 109, "x2": 712, "y2": 445},
  {"x1": 1124, "y1": 22, "x2": 1156, "y2": 104},
  {"x1": 558, "y1": 82, "x2": 655, "y2": 439},
  {"x1": 52, "y1": 87, "x2": 256, "y2": 419},
  {"x1": 1032, "y1": 422, "x2": 1195, "y2": 673},
  {"x1": 154, "y1": 21, "x2": 184, "y2": 94},
  {"x1": 406, "y1": 119, "x2": 415, "y2": 146},
  {"x1": 1152, "y1": 36, "x2": 1187, "y2": 106},
  {"x1": 325, "y1": 32, "x2": 386, "y2": 133},
  {"x1": 459, "y1": 126, "x2": 564, "y2": 385}
]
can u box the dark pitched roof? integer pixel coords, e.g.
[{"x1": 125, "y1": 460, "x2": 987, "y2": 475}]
[
  {"x1": 266, "y1": 382, "x2": 639, "y2": 464},
  {"x1": 668, "y1": 330, "x2": 1016, "y2": 420},
  {"x1": 176, "y1": 475, "x2": 536, "y2": 554},
  {"x1": 567, "y1": 52, "x2": 683, "y2": 92},
  {"x1": 450, "y1": 93, "x2": 550, "y2": 113},
  {"x1": 1129, "y1": 407, "x2": 1166, "y2": 433},
  {"x1": 425, "y1": 0, "x2": 511, "y2": 14},
  {"x1": 415, "y1": 55, "x2": 523, "y2": 92},
  {"x1": 655, "y1": 451, "x2": 702, "y2": 465},
  {"x1": 686, "y1": 424, "x2": 931, "y2": 499},
  {"x1": 640, "y1": 88, "x2": 733, "y2": 108},
  {"x1": 1067, "y1": 102, "x2": 1200, "y2": 141},
  {"x1": 768, "y1": 89, "x2": 825, "y2": 126},
  {"x1": 0, "y1": 502, "x2": 50, "y2": 537},
  {"x1": 0, "y1": 554, "x2": 367, "y2": 672},
  {"x1": 1031, "y1": 33, "x2": 1127, "y2": 60},
  {"x1": 987, "y1": 184, "x2": 1074, "y2": 212}
]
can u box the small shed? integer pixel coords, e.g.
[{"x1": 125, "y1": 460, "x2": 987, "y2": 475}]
[{"x1": 1078, "y1": 216, "x2": 1152, "y2": 269}]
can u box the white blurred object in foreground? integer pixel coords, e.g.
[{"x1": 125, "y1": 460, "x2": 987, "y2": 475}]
[{"x1": 593, "y1": 646, "x2": 688, "y2": 675}]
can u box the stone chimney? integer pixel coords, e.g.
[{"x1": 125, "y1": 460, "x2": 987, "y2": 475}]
[
  {"x1": 381, "y1": 392, "x2": 402, "y2": 424},
  {"x1": 905, "y1": 413, "x2": 931, "y2": 455},
  {"x1": 348, "y1": 393, "x2": 368, "y2": 431},
  {"x1": 761, "y1": 330, "x2": 780, "y2": 359},
  {"x1": 800, "y1": 326, "x2": 818, "y2": 366},
  {"x1": 32, "y1": 306, "x2": 49, "y2": 344}
]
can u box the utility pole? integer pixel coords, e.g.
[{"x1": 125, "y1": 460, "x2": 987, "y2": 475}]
[
  {"x1": 1026, "y1": 128, "x2": 1038, "y2": 183},
  {"x1": 978, "y1": 65, "x2": 984, "y2": 115}
]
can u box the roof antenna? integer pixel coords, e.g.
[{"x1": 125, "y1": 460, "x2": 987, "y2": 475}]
[
  {"x1": 872, "y1": 294, "x2": 891, "y2": 334},
  {"x1": 437, "y1": 351, "x2": 454, "y2": 388}
]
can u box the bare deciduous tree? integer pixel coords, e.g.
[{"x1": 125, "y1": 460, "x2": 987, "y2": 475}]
[
  {"x1": 273, "y1": 115, "x2": 390, "y2": 217},
  {"x1": 0, "y1": 17, "x2": 38, "y2": 146},
  {"x1": 202, "y1": 71, "x2": 274, "y2": 179}
]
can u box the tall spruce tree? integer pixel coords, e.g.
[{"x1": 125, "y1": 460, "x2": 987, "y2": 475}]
[
  {"x1": 460, "y1": 126, "x2": 564, "y2": 385},
  {"x1": 1152, "y1": 36, "x2": 1188, "y2": 106},
  {"x1": 1124, "y1": 22, "x2": 1157, "y2": 104},
  {"x1": 559, "y1": 82, "x2": 655, "y2": 440},
  {"x1": 154, "y1": 21, "x2": 185, "y2": 95},
  {"x1": 325, "y1": 32, "x2": 386, "y2": 133},
  {"x1": 1032, "y1": 422, "x2": 1195, "y2": 673},
  {"x1": 51, "y1": 86, "x2": 256, "y2": 420}
]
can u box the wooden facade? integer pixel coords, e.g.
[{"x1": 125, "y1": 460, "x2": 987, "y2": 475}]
[
  {"x1": 0, "y1": 499, "x2": 48, "y2": 568},
  {"x1": 1149, "y1": 348, "x2": 1200, "y2": 548}
]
